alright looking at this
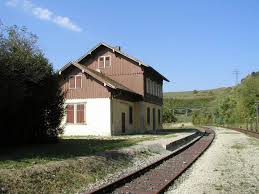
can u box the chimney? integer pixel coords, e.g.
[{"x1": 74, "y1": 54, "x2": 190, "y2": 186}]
[{"x1": 115, "y1": 46, "x2": 121, "y2": 51}]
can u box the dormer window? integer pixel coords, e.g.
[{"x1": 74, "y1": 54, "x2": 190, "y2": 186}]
[{"x1": 98, "y1": 56, "x2": 111, "y2": 68}]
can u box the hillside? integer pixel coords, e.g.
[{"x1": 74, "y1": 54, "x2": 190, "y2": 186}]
[
  {"x1": 163, "y1": 71, "x2": 259, "y2": 125},
  {"x1": 163, "y1": 87, "x2": 232, "y2": 99}
]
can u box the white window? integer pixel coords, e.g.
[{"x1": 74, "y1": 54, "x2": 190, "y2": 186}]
[{"x1": 98, "y1": 56, "x2": 111, "y2": 68}]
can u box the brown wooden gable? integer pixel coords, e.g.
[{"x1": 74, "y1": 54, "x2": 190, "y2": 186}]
[
  {"x1": 60, "y1": 66, "x2": 111, "y2": 99},
  {"x1": 79, "y1": 45, "x2": 145, "y2": 96}
]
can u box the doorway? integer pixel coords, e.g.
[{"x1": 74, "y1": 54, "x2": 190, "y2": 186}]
[
  {"x1": 122, "y1": 112, "x2": 126, "y2": 133},
  {"x1": 153, "y1": 108, "x2": 156, "y2": 130}
]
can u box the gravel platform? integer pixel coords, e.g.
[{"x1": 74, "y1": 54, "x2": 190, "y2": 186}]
[{"x1": 166, "y1": 127, "x2": 259, "y2": 194}]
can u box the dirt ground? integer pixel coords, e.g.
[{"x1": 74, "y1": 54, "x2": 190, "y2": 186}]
[{"x1": 166, "y1": 127, "x2": 259, "y2": 194}]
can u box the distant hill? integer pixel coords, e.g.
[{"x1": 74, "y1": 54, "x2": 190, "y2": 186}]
[
  {"x1": 163, "y1": 71, "x2": 259, "y2": 123},
  {"x1": 162, "y1": 88, "x2": 232, "y2": 123},
  {"x1": 163, "y1": 87, "x2": 232, "y2": 99}
]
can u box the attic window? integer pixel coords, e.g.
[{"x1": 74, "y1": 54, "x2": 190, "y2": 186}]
[
  {"x1": 69, "y1": 75, "x2": 82, "y2": 89},
  {"x1": 98, "y1": 56, "x2": 111, "y2": 68}
]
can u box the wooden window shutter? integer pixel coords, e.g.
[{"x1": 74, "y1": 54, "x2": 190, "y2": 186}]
[
  {"x1": 69, "y1": 76, "x2": 75, "y2": 89},
  {"x1": 76, "y1": 104, "x2": 85, "y2": 123},
  {"x1": 66, "y1": 104, "x2": 74, "y2": 123},
  {"x1": 105, "y1": 56, "x2": 111, "y2": 67},
  {"x1": 76, "y1": 76, "x2": 82, "y2": 88},
  {"x1": 98, "y1": 57, "x2": 104, "y2": 68}
]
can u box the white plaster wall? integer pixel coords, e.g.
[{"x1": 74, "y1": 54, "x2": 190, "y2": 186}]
[{"x1": 61, "y1": 98, "x2": 111, "y2": 136}]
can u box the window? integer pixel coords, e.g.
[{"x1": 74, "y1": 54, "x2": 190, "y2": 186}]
[
  {"x1": 98, "y1": 56, "x2": 111, "y2": 68},
  {"x1": 150, "y1": 81, "x2": 153, "y2": 95},
  {"x1": 66, "y1": 104, "x2": 74, "y2": 123},
  {"x1": 160, "y1": 84, "x2": 163, "y2": 97},
  {"x1": 148, "y1": 79, "x2": 151, "y2": 94},
  {"x1": 69, "y1": 75, "x2": 82, "y2": 89},
  {"x1": 66, "y1": 104, "x2": 85, "y2": 124},
  {"x1": 76, "y1": 76, "x2": 82, "y2": 88},
  {"x1": 105, "y1": 56, "x2": 111, "y2": 67},
  {"x1": 146, "y1": 78, "x2": 149, "y2": 93},
  {"x1": 98, "y1": 56, "x2": 104, "y2": 68},
  {"x1": 158, "y1": 109, "x2": 161, "y2": 124},
  {"x1": 147, "y1": 107, "x2": 150, "y2": 125},
  {"x1": 152, "y1": 81, "x2": 155, "y2": 96},
  {"x1": 76, "y1": 104, "x2": 85, "y2": 123},
  {"x1": 129, "y1": 106, "x2": 133, "y2": 124},
  {"x1": 69, "y1": 76, "x2": 75, "y2": 89}
]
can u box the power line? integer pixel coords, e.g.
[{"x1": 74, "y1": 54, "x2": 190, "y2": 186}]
[{"x1": 232, "y1": 69, "x2": 240, "y2": 85}]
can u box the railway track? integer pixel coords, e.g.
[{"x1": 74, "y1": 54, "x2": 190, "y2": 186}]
[
  {"x1": 86, "y1": 128, "x2": 215, "y2": 194},
  {"x1": 227, "y1": 127, "x2": 259, "y2": 139}
]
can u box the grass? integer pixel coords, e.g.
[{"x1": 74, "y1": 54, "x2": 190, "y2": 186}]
[
  {"x1": 0, "y1": 130, "x2": 186, "y2": 193},
  {"x1": 231, "y1": 143, "x2": 246, "y2": 150},
  {"x1": 163, "y1": 87, "x2": 232, "y2": 99},
  {"x1": 0, "y1": 135, "x2": 160, "y2": 169},
  {"x1": 249, "y1": 138, "x2": 259, "y2": 147}
]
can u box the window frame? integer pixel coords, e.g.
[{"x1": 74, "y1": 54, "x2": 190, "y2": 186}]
[
  {"x1": 69, "y1": 75, "x2": 82, "y2": 89},
  {"x1": 66, "y1": 104, "x2": 75, "y2": 123},
  {"x1": 66, "y1": 103, "x2": 86, "y2": 124},
  {"x1": 76, "y1": 104, "x2": 85, "y2": 124},
  {"x1": 69, "y1": 76, "x2": 76, "y2": 89},
  {"x1": 98, "y1": 55, "x2": 111, "y2": 69}
]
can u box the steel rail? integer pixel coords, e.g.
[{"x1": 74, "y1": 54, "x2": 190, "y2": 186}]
[{"x1": 85, "y1": 128, "x2": 215, "y2": 194}]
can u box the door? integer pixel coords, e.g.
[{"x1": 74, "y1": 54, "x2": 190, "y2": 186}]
[
  {"x1": 153, "y1": 108, "x2": 156, "y2": 130},
  {"x1": 122, "y1": 112, "x2": 126, "y2": 133}
]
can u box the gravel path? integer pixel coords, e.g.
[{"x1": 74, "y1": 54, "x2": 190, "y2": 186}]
[{"x1": 166, "y1": 127, "x2": 259, "y2": 194}]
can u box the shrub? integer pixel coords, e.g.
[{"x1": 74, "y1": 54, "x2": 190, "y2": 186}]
[{"x1": 0, "y1": 25, "x2": 64, "y2": 144}]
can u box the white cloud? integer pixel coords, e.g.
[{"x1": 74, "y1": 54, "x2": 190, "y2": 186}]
[
  {"x1": 6, "y1": 0, "x2": 82, "y2": 32},
  {"x1": 33, "y1": 7, "x2": 53, "y2": 20},
  {"x1": 5, "y1": 0, "x2": 19, "y2": 7},
  {"x1": 53, "y1": 16, "x2": 81, "y2": 32}
]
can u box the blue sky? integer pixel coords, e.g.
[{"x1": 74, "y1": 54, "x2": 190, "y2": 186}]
[{"x1": 1, "y1": 0, "x2": 259, "y2": 92}]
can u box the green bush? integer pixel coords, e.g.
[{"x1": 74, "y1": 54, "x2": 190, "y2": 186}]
[{"x1": 0, "y1": 25, "x2": 65, "y2": 144}]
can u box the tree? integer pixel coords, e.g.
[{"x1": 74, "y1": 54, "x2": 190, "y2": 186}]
[
  {"x1": 162, "y1": 107, "x2": 177, "y2": 123},
  {"x1": 193, "y1": 90, "x2": 198, "y2": 94},
  {"x1": 0, "y1": 25, "x2": 64, "y2": 144}
]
